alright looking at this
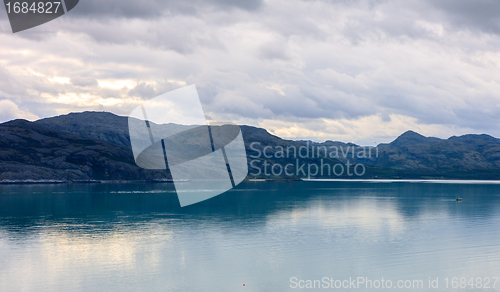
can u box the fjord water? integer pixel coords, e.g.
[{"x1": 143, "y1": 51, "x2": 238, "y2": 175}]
[{"x1": 0, "y1": 181, "x2": 499, "y2": 292}]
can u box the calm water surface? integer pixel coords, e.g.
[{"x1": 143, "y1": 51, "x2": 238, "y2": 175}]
[{"x1": 0, "y1": 181, "x2": 499, "y2": 291}]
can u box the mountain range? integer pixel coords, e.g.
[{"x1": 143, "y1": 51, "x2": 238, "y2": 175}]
[{"x1": 1, "y1": 111, "x2": 500, "y2": 182}]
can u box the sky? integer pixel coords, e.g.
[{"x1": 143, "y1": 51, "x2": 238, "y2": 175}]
[{"x1": 1, "y1": 0, "x2": 500, "y2": 145}]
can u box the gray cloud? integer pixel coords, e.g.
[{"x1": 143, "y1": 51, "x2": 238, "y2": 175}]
[
  {"x1": 2, "y1": 0, "x2": 500, "y2": 143},
  {"x1": 70, "y1": 0, "x2": 263, "y2": 19},
  {"x1": 128, "y1": 82, "x2": 157, "y2": 99},
  {"x1": 71, "y1": 77, "x2": 98, "y2": 87},
  {"x1": 426, "y1": 0, "x2": 500, "y2": 34}
]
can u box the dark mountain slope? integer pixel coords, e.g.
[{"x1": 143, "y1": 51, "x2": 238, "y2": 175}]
[
  {"x1": 0, "y1": 119, "x2": 169, "y2": 181},
  {"x1": 375, "y1": 131, "x2": 500, "y2": 171},
  {"x1": 35, "y1": 111, "x2": 131, "y2": 147}
]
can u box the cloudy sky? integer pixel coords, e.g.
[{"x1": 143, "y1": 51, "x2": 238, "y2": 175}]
[{"x1": 1, "y1": 0, "x2": 500, "y2": 145}]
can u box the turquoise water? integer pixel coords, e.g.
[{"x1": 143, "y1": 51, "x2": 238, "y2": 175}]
[{"x1": 0, "y1": 181, "x2": 499, "y2": 291}]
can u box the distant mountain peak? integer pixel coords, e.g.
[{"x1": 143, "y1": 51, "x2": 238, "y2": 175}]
[
  {"x1": 400, "y1": 130, "x2": 424, "y2": 137},
  {"x1": 390, "y1": 130, "x2": 434, "y2": 146}
]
